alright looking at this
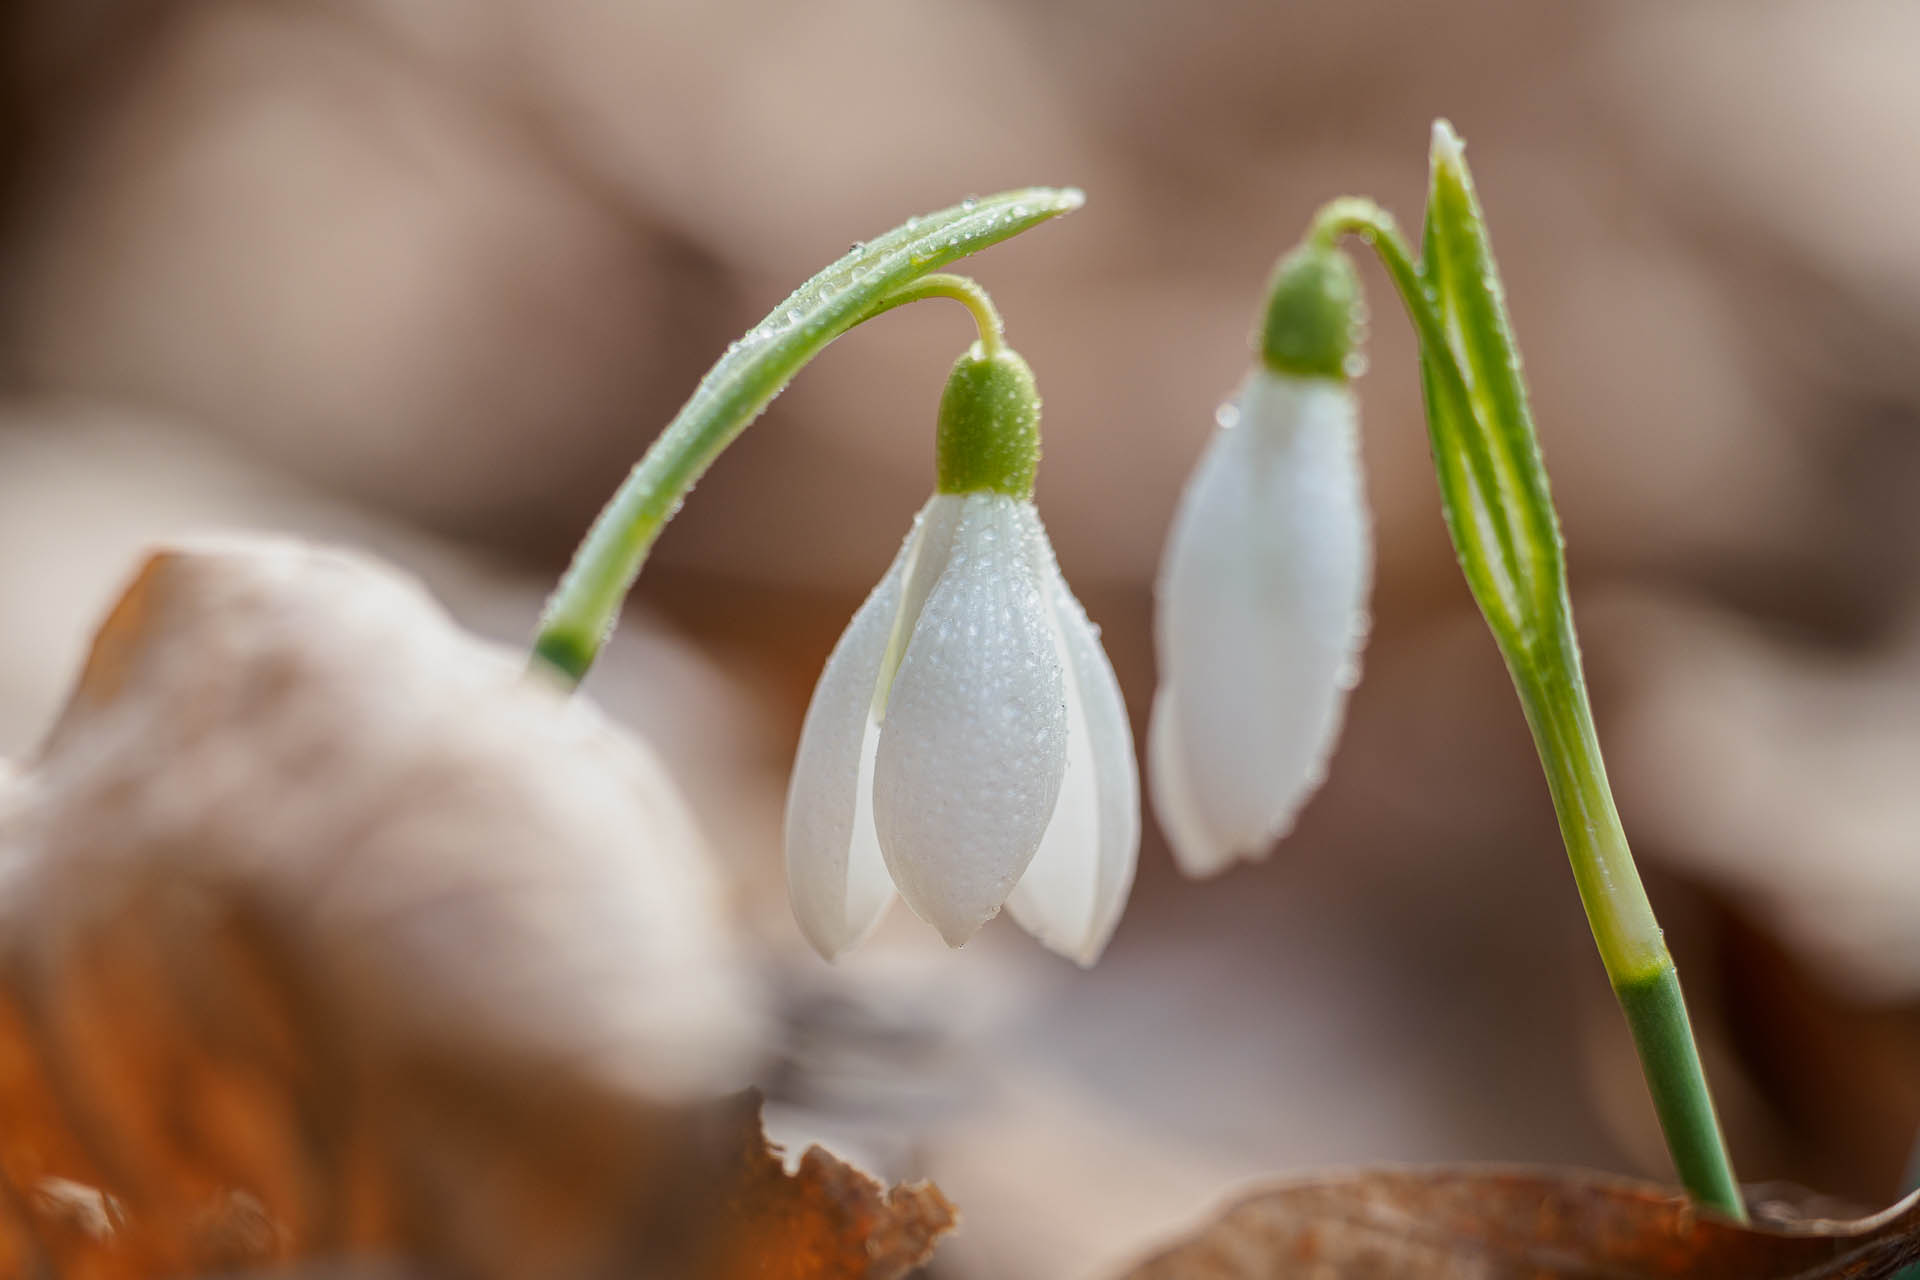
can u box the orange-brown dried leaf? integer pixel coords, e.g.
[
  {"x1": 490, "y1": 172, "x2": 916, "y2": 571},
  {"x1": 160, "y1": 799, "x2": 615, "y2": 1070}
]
[
  {"x1": 1121, "y1": 1168, "x2": 1920, "y2": 1279},
  {"x1": 709, "y1": 1099, "x2": 956, "y2": 1280},
  {"x1": 0, "y1": 541, "x2": 964, "y2": 1276}
]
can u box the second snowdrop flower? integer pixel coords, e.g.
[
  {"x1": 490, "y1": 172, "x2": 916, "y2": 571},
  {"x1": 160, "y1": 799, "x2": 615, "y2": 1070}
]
[
  {"x1": 787, "y1": 342, "x2": 1139, "y2": 965},
  {"x1": 1151, "y1": 244, "x2": 1373, "y2": 877}
]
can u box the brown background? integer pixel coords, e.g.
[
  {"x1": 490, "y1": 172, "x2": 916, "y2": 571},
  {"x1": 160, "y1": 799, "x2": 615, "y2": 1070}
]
[{"x1": 3, "y1": 3, "x2": 1919, "y2": 1275}]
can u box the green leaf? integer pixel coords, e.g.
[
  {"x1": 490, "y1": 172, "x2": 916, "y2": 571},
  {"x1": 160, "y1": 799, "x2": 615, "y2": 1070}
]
[
  {"x1": 1313, "y1": 130, "x2": 1745, "y2": 1216},
  {"x1": 1420, "y1": 121, "x2": 1566, "y2": 650},
  {"x1": 1409, "y1": 123, "x2": 1743, "y2": 1217},
  {"x1": 533, "y1": 188, "x2": 1083, "y2": 684},
  {"x1": 1416, "y1": 329, "x2": 1523, "y2": 637}
]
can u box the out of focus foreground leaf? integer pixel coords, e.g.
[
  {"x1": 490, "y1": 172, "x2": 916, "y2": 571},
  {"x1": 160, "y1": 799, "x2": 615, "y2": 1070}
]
[{"x1": 0, "y1": 539, "x2": 952, "y2": 1277}]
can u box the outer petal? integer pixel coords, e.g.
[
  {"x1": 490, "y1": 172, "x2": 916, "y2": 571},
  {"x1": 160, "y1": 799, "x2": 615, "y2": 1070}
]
[
  {"x1": 1151, "y1": 371, "x2": 1371, "y2": 876},
  {"x1": 873, "y1": 493, "x2": 1069, "y2": 946},
  {"x1": 784, "y1": 505, "x2": 928, "y2": 959},
  {"x1": 1147, "y1": 685, "x2": 1219, "y2": 878},
  {"x1": 1008, "y1": 512, "x2": 1141, "y2": 965}
]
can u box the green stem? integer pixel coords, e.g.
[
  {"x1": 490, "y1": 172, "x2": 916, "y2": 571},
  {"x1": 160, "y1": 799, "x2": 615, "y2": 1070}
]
[
  {"x1": 1615, "y1": 967, "x2": 1746, "y2": 1215},
  {"x1": 529, "y1": 189, "x2": 1079, "y2": 685},
  {"x1": 1518, "y1": 626, "x2": 1742, "y2": 1217},
  {"x1": 1511, "y1": 623, "x2": 1665, "y2": 982},
  {"x1": 1311, "y1": 198, "x2": 1746, "y2": 1220},
  {"x1": 860, "y1": 273, "x2": 1005, "y2": 355}
]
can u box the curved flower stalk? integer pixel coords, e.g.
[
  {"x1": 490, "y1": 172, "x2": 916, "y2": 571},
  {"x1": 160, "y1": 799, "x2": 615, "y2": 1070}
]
[
  {"x1": 532, "y1": 189, "x2": 1082, "y2": 686},
  {"x1": 786, "y1": 345, "x2": 1140, "y2": 965},
  {"x1": 1151, "y1": 245, "x2": 1371, "y2": 877}
]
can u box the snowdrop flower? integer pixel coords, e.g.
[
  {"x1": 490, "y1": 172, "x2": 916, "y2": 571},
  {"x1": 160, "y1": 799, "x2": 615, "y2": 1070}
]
[
  {"x1": 786, "y1": 343, "x2": 1139, "y2": 964},
  {"x1": 1151, "y1": 244, "x2": 1372, "y2": 877}
]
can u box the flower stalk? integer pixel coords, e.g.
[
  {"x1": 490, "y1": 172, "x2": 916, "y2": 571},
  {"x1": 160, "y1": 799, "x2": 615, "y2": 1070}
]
[
  {"x1": 530, "y1": 189, "x2": 1081, "y2": 686},
  {"x1": 860, "y1": 272, "x2": 1006, "y2": 356},
  {"x1": 1308, "y1": 124, "x2": 1745, "y2": 1219}
]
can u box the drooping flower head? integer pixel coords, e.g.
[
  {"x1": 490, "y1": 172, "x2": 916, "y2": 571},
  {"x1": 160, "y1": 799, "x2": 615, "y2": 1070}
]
[
  {"x1": 786, "y1": 342, "x2": 1139, "y2": 965},
  {"x1": 1151, "y1": 243, "x2": 1373, "y2": 876}
]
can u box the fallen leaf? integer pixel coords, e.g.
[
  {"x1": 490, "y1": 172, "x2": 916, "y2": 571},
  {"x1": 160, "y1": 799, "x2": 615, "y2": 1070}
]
[
  {"x1": 0, "y1": 538, "x2": 953, "y2": 1277},
  {"x1": 1120, "y1": 1168, "x2": 1920, "y2": 1279},
  {"x1": 715, "y1": 1100, "x2": 957, "y2": 1280}
]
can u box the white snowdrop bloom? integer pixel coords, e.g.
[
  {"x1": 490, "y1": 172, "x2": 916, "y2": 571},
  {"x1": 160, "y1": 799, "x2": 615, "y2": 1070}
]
[
  {"x1": 1151, "y1": 244, "x2": 1372, "y2": 877},
  {"x1": 786, "y1": 345, "x2": 1139, "y2": 965}
]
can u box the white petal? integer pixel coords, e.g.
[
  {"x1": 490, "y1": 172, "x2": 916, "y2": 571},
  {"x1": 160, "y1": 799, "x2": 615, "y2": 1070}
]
[
  {"x1": 1151, "y1": 371, "x2": 1371, "y2": 876},
  {"x1": 784, "y1": 507, "x2": 929, "y2": 958},
  {"x1": 1147, "y1": 685, "x2": 1225, "y2": 876},
  {"x1": 873, "y1": 493, "x2": 1069, "y2": 946},
  {"x1": 876, "y1": 494, "x2": 967, "y2": 714},
  {"x1": 1008, "y1": 514, "x2": 1141, "y2": 965}
]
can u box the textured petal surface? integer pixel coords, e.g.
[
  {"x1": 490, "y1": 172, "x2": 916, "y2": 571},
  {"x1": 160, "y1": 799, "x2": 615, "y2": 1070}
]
[
  {"x1": 874, "y1": 493, "x2": 1069, "y2": 946},
  {"x1": 784, "y1": 505, "x2": 930, "y2": 959},
  {"x1": 1008, "y1": 515, "x2": 1141, "y2": 965},
  {"x1": 1151, "y1": 371, "x2": 1372, "y2": 876},
  {"x1": 876, "y1": 494, "x2": 968, "y2": 714}
]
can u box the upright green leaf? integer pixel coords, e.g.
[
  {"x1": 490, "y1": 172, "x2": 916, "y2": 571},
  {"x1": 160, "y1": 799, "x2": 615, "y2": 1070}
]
[
  {"x1": 1310, "y1": 124, "x2": 1745, "y2": 1219},
  {"x1": 1416, "y1": 332, "x2": 1525, "y2": 637},
  {"x1": 1416, "y1": 122, "x2": 1742, "y2": 1218},
  {"x1": 1421, "y1": 121, "x2": 1566, "y2": 644}
]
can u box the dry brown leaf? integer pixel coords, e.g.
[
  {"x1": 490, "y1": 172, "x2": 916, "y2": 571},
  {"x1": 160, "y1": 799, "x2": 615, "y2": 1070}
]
[
  {"x1": 0, "y1": 1094, "x2": 954, "y2": 1280},
  {"x1": 718, "y1": 1105, "x2": 956, "y2": 1280},
  {"x1": 0, "y1": 538, "x2": 953, "y2": 1277},
  {"x1": 1120, "y1": 1168, "x2": 1920, "y2": 1279},
  {"x1": 709, "y1": 1097, "x2": 957, "y2": 1280}
]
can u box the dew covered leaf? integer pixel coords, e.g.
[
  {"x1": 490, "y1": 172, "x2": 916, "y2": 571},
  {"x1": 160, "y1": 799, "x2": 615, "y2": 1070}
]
[{"x1": 1419, "y1": 122, "x2": 1565, "y2": 642}]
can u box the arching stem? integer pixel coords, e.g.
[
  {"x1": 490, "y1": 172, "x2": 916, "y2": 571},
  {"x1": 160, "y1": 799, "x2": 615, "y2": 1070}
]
[
  {"x1": 528, "y1": 189, "x2": 1079, "y2": 686},
  {"x1": 861, "y1": 273, "x2": 1005, "y2": 355}
]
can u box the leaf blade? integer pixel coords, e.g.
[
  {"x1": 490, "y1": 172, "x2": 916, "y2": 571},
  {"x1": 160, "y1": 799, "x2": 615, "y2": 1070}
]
[{"x1": 1422, "y1": 121, "x2": 1565, "y2": 637}]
